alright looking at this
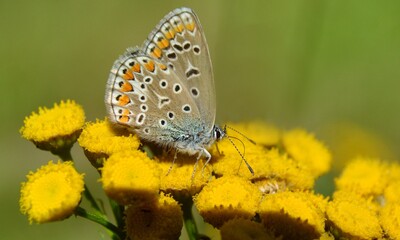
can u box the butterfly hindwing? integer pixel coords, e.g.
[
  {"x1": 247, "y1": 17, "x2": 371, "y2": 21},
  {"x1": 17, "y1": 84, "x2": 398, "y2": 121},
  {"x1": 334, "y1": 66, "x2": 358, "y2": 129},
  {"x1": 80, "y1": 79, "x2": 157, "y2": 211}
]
[{"x1": 105, "y1": 49, "x2": 201, "y2": 142}]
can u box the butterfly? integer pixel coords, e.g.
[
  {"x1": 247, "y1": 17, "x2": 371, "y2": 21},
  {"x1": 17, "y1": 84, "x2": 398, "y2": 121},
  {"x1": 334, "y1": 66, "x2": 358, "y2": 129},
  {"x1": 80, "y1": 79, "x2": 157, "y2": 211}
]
[{"x1": 105, "y1": 7, "x2": 253, "y2": 173}]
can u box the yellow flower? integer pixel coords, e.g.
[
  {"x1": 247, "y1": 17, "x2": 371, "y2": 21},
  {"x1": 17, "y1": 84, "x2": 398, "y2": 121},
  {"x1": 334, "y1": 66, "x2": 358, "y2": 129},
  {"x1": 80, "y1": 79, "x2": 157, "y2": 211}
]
[
  {"x1": 194, "y1": 175, "x2": 262, "y2": 228},
  {"x1": 224, "y1": 121, "x2": 280, "y2": 147},
  {"x1": 210, "y1": 138, "x2": 269, "y2": 178},
  {"x1": 101, "y1": 151, "x2": 160, "y2": 205},
  {"x1": 384, "y1": 181, "x2": 400, "y2": 204},
  {"x1": 157, "y1": 155, "x2": 212, "y2": 197},
  {"x1": 282, "y1": 129, "x2": 332, "y2": 178},
  {"x1": 78, "y1": 118, "x2": 141, "y2": 168},
  {"x1": 253, "y1": 149, "x2": 315, "y2": 191},
  {"x1": 213, "y1": 143, "x2": 314, "y2": 191},
  {"x1": 379, "y1": 203, "x2": 400, "y2": 239},
  {"x1": 125, "y1": 193, "x2": 183, "y2": 240},
  {"x1": 20, "y1": 100, "x2": 85, "y2": 153},
  {"x1": 20, "y1": 160, "x2": 84, "y2": 223},
  {"x1": 258, "y1": 191, "x2": 326, "y2": 239},
  {"x1": 335, "y1": 158, "x2": 390, "y2": 198},
  {"x1": 326, "y1": 191, "x2": 382, "y2": 239},
  {"x1": 220, "y1": 218, "x2": 275, "y2": 240}
]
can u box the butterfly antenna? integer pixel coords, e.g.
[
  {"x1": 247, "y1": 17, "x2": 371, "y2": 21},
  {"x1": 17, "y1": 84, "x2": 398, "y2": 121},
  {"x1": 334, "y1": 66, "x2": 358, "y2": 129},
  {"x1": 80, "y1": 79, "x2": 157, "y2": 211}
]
[
  {"x1": 225, "y1": 125, "x2": 256, "y2": 145},
  {"x1": 225, "y1": 134, "x2": 254, "y2": 175}
]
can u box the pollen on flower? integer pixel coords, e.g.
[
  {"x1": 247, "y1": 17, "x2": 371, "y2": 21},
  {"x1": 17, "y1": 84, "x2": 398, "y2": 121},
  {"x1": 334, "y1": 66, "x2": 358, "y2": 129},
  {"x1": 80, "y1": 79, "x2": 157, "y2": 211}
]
[
  {"x1": 326, "y1": 190, "x2": 382, "y2": 239},
  {"x1": 220, "y1": 218, "x2": 274, "y2": 240},
  {"x1": 379, "y1": 203, "x2": 400, "y2": 239},
  {"x1": 258, "y1": 191, "x2": 326, "y2": 239},
  {"x1": 253, "y1": 149, "x2": 315, "y2": 191},
  {"x1": 194, "y1": 175, "x2": 262, "y2": 228},
  {"x1": 19, "y1": 160, "x2": 84, "y2": 224},
  {"x1": 157, "y1": 155, "x2": 212, "y2": 197},
  {"x1": 125, "y1": 192, "x2": 183, "y2": 240},
  {"x1": 210, "y1": 138, "x2": 270, "y2": 178},
  {"x1": 212, "y1": 144, "x2": 315, "y2": 191},
  {"x1": 335, "y1": 157, "x2": 391, "y2": 198},
  {"x1": 101, "y1": 151, "x2": 160, "y2": 205},
  {"x1": 78, "y1": 118, "x2": 141, "y2": 167},
  {"x1": 282, "y1": 129, "x2": 332, "y2": 178},
  {"x1": 384, "y1": 181, "x2": 400, "y2": 204},
  {"x1": 20, "y1": 100, "x2": 85, "y2": 152}
]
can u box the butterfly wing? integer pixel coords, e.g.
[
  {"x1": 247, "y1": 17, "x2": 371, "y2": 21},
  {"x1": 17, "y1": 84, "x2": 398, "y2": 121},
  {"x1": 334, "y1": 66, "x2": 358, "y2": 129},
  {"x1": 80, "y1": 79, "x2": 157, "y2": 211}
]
[
  {"x1": 105, "y1": 48, "x2": 202, "y2": 144},
  {"x1": 142, "y1": 7, "x2": 216, "y2": 132}
]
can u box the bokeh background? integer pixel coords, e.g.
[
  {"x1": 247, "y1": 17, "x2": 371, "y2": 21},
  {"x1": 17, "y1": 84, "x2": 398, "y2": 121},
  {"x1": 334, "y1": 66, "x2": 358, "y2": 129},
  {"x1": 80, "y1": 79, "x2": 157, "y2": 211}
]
[{"x1": 2, "y1": 0, "x2": 400, "y2": 239}]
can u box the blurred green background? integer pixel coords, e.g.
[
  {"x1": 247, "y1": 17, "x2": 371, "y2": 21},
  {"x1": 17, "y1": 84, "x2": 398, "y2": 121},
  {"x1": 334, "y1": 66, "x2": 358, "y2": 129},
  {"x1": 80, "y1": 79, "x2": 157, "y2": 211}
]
[{"x1": 2, "y1": 0, "x2": 400, "y2": 239}]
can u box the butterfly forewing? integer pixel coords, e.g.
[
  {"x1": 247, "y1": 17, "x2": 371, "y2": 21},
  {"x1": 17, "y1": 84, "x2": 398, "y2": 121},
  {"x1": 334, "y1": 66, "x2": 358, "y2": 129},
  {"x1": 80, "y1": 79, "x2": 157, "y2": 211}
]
[
  {"x1": 105, "y1": 49, "x2": 201, "y2": 142},
  {"x1": 143, "y1": 7, "x2": 216, "y2": 132}
]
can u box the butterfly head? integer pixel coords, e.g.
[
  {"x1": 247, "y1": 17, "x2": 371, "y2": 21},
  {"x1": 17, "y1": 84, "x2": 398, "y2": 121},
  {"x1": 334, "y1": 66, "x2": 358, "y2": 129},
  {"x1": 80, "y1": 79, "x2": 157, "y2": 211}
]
[{"x1": 212, "y1": 125, "x2": 226, "y2": 142}]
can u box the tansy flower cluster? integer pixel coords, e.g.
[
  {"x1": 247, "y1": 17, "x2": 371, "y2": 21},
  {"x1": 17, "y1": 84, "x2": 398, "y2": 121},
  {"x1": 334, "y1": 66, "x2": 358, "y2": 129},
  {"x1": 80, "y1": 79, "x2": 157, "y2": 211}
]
[{"x1": 19, "y1": 100, "x2": 400, "y2": 240}]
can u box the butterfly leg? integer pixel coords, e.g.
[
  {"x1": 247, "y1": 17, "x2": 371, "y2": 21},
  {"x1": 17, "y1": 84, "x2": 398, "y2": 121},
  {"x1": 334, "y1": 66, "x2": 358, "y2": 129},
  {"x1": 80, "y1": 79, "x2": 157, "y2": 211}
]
[
  {"x1": 166, "y1": 148, "x2": 180, "y2": 175},
  {"x1": 200, "y1": 148, "x2": 212, "y2": 178},
  {"x1": 191, "y1": 149, "x2": 203, "y2": 180}
]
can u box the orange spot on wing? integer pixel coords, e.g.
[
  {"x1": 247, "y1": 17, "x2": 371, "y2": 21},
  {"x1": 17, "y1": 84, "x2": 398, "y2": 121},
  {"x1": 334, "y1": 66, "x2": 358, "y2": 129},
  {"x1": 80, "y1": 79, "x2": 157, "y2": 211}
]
[
  {"x1": 175, "y1": 24, "x2": 184, "y2": 33},
  {"x1": 157, "y1": 38, "x2": 170, "y2": 49},
  {"x1": 121, "y1": 82, "x2": 133, "y2": 92},
  {"x1": 123, "y1": 70, "x2": 134, "y2": 80},
  {"x1": 186, "y1": 23, "x2": 195, "y2": 32},
  {"x1": 165, "y1": 30, "x2": 175, "y2": 40},
  {"x1": 119, "y1": 115, "x2": 129, "y2": 123},
  {"x1": 144, "y1": 60, "x2": 155, "y2": 72},
  {"x1": 118, "y1": 95, "x2": 131, "y2": 106},
  {"x1": 158, "y1": 63, "x2": 167, "y2": 71},
  {"x1": 151, "y1": 46, "x2": 162, "y2": 59},
  {"x1": 131, "y1": 63, "x2": 141, "y2": 73}
]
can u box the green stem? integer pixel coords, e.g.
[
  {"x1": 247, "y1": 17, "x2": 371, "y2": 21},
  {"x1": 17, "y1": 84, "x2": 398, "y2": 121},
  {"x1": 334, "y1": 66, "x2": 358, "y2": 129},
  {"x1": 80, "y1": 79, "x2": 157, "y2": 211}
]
[
  {"x1": 56, "y1": 148, "x2": 73, "y2": 161},
  {"x1": 182, "y1": 200, "x2": 198, "y2": 240},
  {"x1": 83, "y1": 184, "x2": 102, "y2": 212},
  {"x1": 76, "y1": 207, "x2": 125, "y2": 240},
  {"x1": 109, "y1": 199, "x2": 125, "y2": 229}
]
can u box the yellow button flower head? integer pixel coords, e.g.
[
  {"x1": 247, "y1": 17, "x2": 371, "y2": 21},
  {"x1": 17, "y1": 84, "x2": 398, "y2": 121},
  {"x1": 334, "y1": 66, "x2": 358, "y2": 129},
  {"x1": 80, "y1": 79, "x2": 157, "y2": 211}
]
[
  {"x1": 20, "y1": 100, "x2": 85, "y2": 153},
  {"x1": 384, "y1": 181, "x2": 400, "y2": 204},
  {"x1": 220, "y1": 218, "x2": 275, "y2": 240},
  {"x1": 210, "y1": 138, "x2": 270, "y2": 179},
  {"x1": 101, "y1": 150, "x2": 160, "y2": 205},
  {"x1": 258, "y1": 191, "x2": 326, "y2": 239},
  {"x1": 20, "y1": 160, "x2": 84, "y2": 223},
  {"x1": 78, "y1": 118, "x2": 141, "y2": 168},
  {"x1": 225, "y1": 121, "x2": 281, "y2": 147},
  {"x1": 380, "y1": 203, "x2": 400, "y2": 239},
  {"x1": 157, "y1": 155, "x2": 212, "y2": 197},
  {"x1": 335, "y1": 157, "x2": 390, "y2": 198},
  {"x1": 253, "y1": 149, "x2": 315, "y2": 192},
  {"x1": 194, "y1": 175, "x2": 262, "y2": 228},
  {"x1": 282, "y1": 129, "x2": 332, "y2": 178},
  {"x1": 125, "y1": 193, "x2": 183, "y2": 240},
  {"x1": 326, "y1": 191, "x2": 382, "y2": 239}
]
